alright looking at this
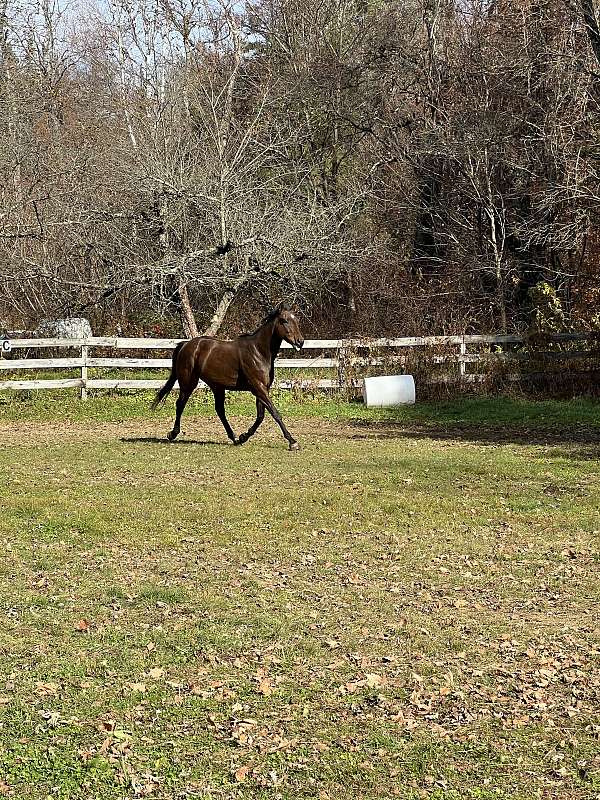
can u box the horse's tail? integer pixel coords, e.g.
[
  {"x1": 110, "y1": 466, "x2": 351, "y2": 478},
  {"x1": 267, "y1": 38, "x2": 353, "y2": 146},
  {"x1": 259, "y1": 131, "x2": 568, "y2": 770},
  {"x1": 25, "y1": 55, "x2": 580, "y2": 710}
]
[{"x1": 151, "y1": 341, "x2": 185, "y2": 410}]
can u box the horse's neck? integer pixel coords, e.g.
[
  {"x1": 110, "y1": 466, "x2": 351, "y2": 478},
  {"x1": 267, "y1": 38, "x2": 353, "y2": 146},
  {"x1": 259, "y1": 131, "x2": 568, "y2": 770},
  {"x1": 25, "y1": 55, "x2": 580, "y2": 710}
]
[{"x1": 254, "y1": 320, "x2": 281, "y2": 362}]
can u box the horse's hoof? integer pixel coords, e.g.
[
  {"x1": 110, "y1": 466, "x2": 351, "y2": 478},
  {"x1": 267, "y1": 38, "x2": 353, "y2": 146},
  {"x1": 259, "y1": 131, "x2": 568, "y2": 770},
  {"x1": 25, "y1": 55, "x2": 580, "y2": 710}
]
[
  {"x1": 167, "y1": 431, "x2": 177, "y2": 442},
  {"x1": 289, "y1": 441, "x2": 300, "y2": 451}
]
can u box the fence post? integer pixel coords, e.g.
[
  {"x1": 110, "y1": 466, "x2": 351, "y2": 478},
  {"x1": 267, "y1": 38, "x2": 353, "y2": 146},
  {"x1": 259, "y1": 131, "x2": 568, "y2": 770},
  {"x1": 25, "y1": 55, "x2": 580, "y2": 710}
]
[
  {"x1": 459, "y1": 340, "x2": 466, "y2": 379},
  {"x1": 80, "y1": 342, "x2": 88, "y2": 400},
  {"x1": 337, "y1": 344, "x2": 347, "y2": 390}
]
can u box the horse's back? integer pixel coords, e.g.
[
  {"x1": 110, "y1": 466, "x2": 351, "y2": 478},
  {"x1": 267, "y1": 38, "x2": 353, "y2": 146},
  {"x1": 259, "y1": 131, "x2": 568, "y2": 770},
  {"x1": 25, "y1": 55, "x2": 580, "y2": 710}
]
[{"x1": 178, "y1": 337, "x2": 242, "y2": 389}]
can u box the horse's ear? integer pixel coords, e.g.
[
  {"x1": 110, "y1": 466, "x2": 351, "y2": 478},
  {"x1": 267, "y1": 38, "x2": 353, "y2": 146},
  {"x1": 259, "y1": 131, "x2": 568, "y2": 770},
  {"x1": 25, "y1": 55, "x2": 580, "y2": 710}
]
[{"x1": 265, "y1": 306, "x2": 282, "y2": 321}]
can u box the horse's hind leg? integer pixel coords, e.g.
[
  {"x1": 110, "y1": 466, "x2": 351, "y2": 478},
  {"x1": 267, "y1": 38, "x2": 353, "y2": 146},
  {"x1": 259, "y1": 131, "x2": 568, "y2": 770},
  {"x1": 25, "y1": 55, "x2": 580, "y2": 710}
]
[
  {"x1": 237, "y1": 398, "x2": 265, "y2": 445},
  {"x1": 213, "y1": 388, "x2": 237, "y2": 444},
  {"x1": 167, "y1": 385, "x2": 194, "y2": 442}
]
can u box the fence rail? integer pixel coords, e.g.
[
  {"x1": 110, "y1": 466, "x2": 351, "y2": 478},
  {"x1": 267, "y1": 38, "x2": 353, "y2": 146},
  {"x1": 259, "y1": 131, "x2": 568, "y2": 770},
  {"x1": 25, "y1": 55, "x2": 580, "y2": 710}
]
[{"x1": 0, "y1": 332, "x2": 597, "y2": 397}]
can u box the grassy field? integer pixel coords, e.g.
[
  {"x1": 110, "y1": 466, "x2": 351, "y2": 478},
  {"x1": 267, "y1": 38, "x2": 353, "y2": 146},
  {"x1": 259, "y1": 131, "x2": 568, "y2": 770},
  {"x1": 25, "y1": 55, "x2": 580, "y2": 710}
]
[{"x1": 0, "y1": 391, "x2": 599, "y2": 799}]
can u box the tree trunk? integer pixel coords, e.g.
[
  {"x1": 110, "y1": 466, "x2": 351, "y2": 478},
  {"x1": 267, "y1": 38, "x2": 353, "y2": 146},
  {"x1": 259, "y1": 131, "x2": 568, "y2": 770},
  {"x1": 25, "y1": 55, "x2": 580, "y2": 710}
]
[
  {"x1": 203, "y1": 274, "x2": 250, "y2": 336},
  {"x1": 178, "y1": 282, "x2": 199, "y2": 338},
  {"x1": 203, "y1": 290, "x2": 236, "y2": 336},
  {"x1": 346, "y1": 271, "x2": 356, "y2": 315}
]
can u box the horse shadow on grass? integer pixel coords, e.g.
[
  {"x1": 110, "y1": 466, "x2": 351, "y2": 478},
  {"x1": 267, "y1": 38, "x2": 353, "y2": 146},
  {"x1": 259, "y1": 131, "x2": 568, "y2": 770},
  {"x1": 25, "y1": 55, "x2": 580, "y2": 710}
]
[
  {"x1": 347, "y1": 420, "x2": 600, "y2": 462},
  {"x1": 120, "y1": 436, "x2": 222, "y2": 446}
]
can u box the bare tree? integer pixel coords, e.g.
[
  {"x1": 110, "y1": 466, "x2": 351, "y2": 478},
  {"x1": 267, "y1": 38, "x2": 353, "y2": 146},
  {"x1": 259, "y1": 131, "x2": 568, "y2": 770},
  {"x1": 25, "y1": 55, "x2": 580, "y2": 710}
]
[{"x1": 1, "y1": 0, "x2": 599, "y2": 336}]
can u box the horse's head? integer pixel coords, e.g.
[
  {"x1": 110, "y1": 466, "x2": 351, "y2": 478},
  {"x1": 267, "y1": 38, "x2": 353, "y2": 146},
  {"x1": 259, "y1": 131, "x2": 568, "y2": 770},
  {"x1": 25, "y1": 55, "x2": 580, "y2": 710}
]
[{"x1": 274, "y1": 305, "x2": 304, "y2": 350}]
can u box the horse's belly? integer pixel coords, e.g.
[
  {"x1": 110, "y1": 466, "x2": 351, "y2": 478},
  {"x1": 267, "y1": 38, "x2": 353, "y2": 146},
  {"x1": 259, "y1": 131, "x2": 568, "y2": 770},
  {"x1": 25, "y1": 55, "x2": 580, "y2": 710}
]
[
  {"x1": 186, "y1": 340, "x2": 236, "y2": 387},
  {"x1": 234, "y1": 374, "x2": 250, "y2": 390},
  {"x1": 201, "y1": 363, "x2": 240, "y2": 389}
]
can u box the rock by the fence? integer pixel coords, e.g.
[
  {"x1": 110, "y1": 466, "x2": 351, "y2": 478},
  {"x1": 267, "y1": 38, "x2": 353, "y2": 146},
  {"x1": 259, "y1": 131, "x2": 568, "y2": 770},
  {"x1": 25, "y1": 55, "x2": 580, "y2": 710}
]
[{"x1": 34, "y1": 318, "x2": 93, "y2": 339}]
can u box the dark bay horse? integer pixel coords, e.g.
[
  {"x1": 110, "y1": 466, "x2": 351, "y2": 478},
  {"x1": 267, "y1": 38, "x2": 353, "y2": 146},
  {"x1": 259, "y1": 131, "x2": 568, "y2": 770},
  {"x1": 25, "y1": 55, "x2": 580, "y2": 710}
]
[{"x1": 152, "y1": 305, "x2": 305, "y2": 450}]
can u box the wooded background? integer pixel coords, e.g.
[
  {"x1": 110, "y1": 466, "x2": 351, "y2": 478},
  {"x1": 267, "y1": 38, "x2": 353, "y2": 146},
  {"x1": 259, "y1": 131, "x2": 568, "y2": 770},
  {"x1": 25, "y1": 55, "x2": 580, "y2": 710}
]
[{"x1": 1, "y1": 0, "x2": 599, "y2": 338}]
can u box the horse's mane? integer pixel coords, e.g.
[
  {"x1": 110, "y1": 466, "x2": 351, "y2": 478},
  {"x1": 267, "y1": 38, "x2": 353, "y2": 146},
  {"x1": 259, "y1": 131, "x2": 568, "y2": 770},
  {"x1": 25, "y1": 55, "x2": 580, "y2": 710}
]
[{"x1": 239, "y1": 305, "x2": 289, "y2": 338}]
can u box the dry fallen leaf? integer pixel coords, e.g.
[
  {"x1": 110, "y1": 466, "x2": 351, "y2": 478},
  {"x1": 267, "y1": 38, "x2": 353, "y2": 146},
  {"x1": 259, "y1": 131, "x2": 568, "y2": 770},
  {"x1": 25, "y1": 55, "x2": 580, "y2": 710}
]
[
  {"x1": 234, "y1": 764, "x2": 251, "y2": 783},
  {"x1": 35, "y1": 682, "x2": 59, "y2": 697},
  {"x1": 257, "y1": 677, "x2": 274, "y2": 696},
  {"x1": 75, "y1": 619, "x2": 90, "y2": 632},
  {"x1": 148, "y1": 667, "x2": 165, "y2": 680},
  {"x1": 365, "y1": 673, "x2": 385, "y2": 689}
]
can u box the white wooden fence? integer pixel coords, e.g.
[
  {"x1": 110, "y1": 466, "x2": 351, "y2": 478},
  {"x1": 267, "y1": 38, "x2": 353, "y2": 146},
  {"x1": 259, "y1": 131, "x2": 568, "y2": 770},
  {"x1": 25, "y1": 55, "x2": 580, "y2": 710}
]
[{"x1": 0, "y1": 332, "x2": 597, "y2": 398}]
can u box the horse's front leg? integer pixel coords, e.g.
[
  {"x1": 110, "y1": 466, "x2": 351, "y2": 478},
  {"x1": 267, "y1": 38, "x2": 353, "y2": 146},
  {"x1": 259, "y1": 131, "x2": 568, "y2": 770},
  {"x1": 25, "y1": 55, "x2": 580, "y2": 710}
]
[
  {"x1": 251, "y1": 384, "x2": 299, "y2": 451},
  {"x1": 213, "y1": 388, "x2": 237, "y2": 444},
  {"x1": 237, "y1": 398, "x2": 265, "y2": 445}
]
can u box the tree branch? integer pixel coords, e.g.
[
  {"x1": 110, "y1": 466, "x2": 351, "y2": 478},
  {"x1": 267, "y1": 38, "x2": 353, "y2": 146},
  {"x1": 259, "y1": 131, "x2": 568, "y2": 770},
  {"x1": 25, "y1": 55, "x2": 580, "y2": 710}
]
[{"x1": 581, "y1": 0, "x2": 600, "y2": 68}]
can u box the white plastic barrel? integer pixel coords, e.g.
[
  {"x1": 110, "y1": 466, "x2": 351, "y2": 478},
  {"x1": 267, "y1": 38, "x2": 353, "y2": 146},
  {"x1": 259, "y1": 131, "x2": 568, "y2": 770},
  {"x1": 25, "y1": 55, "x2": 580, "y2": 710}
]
[{"x1": 362, "y1": 374, "x2": 415, "y2": 407}]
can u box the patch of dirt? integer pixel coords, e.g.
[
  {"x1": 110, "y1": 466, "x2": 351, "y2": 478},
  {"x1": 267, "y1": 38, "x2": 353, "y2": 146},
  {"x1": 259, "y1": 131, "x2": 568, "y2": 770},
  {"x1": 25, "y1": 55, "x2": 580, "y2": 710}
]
[
  {"x1": 2, "y1": 416, "x2": 599, "y2": 462},
  {"x1": 0, "y1": 415, "x2": 346, "y2": 448},
  {"x1": 349, "y1": 419, "x2": 600, "y2": 457}
]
